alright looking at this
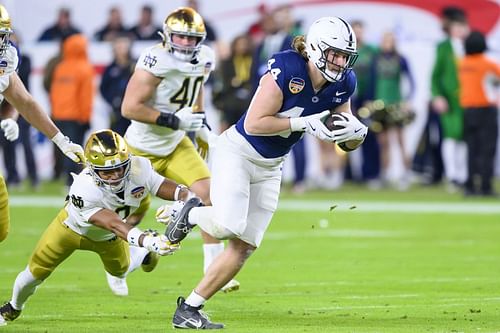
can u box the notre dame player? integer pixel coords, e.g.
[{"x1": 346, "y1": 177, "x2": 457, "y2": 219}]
[
  {"x1": 120, "y1": 7, "x2": 238, "y2": 293},
  {"x1": 0, "y1": 130, "x2": 192, "y2": 326},
  {"x1": 0, "y1": 4, "x2": 85, "y2": 244}
]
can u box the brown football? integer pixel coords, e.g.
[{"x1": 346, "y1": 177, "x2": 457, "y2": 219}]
[
  {"x1": 324, "y1": 113, "x2": 346, "y2": 131},
  {"x1": 324, "y1": 113, "x2": 363, "y2": 152}
]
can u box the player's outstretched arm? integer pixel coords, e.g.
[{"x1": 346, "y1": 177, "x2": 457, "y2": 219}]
[
  {"x1": 89, "y1": 208, "x2": 178, "y2": 256},
  {"x1": 156, "y1": 179, "x2": 196, "y2": 202},
  {"x1": 3, "y1": 72, "x2": 59, "y2": 139},
  {"x1": 3, "y1": 72, "x2": 85, "y2": 163}
]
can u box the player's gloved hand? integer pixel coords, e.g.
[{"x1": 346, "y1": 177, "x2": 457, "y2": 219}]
[
  {"x1": 142, "y1": 232, "x2": 179, "y2": 256},
  {"x1": 176, "y1": 107, "x2": 205, "y2": 132},
  {"x1": 0, "y1": 119, "x2": 19, "y2": 141},
  {"x1": 156, "y1": 201, "x2": 187, "y2": 225},
  {"x1": 51, "y1": 132, "x2": 86, "y2": 163},
  {"x1": 195, "y1": 120, "x2": 218, "y2": 160},
  {"x1": 289, "y1": 110, "x2": 335, "y2": 143},
  {"x1": 330, "y1": 112, "x2": 368, "y2": 143}
]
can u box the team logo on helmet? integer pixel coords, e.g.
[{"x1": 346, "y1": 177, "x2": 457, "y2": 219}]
[
  {"x1": 131, "y1": 186, "x2": 145, "y2": 199},
  {"x1": 289, "y1": 77, "x2": 305, "y2": 94}
]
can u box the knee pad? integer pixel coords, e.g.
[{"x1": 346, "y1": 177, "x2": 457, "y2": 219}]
[{"x1": 210, "y1": 224, "x2": 238, "y2": 240}]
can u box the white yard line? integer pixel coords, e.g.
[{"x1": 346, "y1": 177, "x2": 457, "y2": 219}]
[{"x1": 9, "y1": 196, "x2": 500, "y2": 214}]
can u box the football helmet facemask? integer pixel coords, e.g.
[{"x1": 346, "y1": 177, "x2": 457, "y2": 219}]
[
  {"x1": 306, "y1": 17, "x2": 358, "y2": 82},
  {"x1": 161, "y1": 7, "x2": 206, "y2": 62},
  {"x1": 84, "y1": 130, "x2": 131, "y2": 193},
  {"x1": 0, "y1": 5, "x2": 12, "y2": 57}
]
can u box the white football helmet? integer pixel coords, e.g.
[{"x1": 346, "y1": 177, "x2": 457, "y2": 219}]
[
  {"x1": 306, "y1": 17, "x2": 358, "y2": 82},
  {"x1": 161, "y1": 7, "x2": 206, "y2": 62}
]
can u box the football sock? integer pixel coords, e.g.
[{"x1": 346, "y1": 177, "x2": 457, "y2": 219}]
[
  {"x1": 11, "y1": 266, "x2": 42, "y2": 310},
  {"x1": 185, "y1": 290, "x2": 206, "y2": 308},
  {"x1": 203, "y1": 243, "x2": 225, "y2": 273},
  {"x1": 126, "y1": 246, "x2": 149, "y2": 275},
  {"x1": 0, "y1": 175, "x2": 9, "y2": 242}
]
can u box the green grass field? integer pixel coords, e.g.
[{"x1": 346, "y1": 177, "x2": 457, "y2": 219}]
[{"x1": 1, "y1": 183, "x2": 500, "y2": 332}]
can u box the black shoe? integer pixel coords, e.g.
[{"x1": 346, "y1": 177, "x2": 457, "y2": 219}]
[
  {"x1": 172, "y1": 296, "x2": 224, "y2": 329},
  {"x1": 0, "y1": 302, "x2": 21, "y2": 322},
  {"x1": 164, "y1": 197, "x2": 202, "y2": 244}
]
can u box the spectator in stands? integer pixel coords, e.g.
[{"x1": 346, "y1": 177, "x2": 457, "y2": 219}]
[
  {"x1": 94, "y1": 6, "x2": 129, "y2": 42},
  {"x1": 430, "y1": 6, "x2": 469, "y2": 192},
  {"x1": 247, "y1": 3, "x2": 269, "y2": 46},
  {"x1": 212, "y1": 34, "x2": 253, "y2": 132},
  {"x1": 128, "y1": 5, "x2": 161, "y2": 41},
  {"x1": 350, "y1": 20, "x2": 380, "y2": 187},
  {"x1": 459, "y1": 31, "x2": 500, "y2": 196},
  {"x1": 186, "y1": 0, "x2": 217, "y2": 44},
  {"x1": 369, "y1": 31, "x2": 415, "y2": 190},
  {"x1": 38, "y1": 7, "x2": 80, "y2": 41},
  {"x1": 50, "y1": 34, "x2": 95, "y2": 186},
  {"x1": 0, "y1": 33, "x2": 38, "y2": 189},
  {"x1": 100, "y1": 36, "x2": 134, "y2": 136}
]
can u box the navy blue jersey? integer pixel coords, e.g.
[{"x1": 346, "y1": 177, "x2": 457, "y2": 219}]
[{"x1": 236, "y1": 50, "x2": 356, "y2": 158}]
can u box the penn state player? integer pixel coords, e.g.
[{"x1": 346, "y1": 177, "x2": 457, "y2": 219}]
[
  {"x1": 0, "y1": 130, "x2": 189, "y2": 326},
  {"x1": 0, "y1": 4, "x2": 85, "y2": 244},
  {"x1": 158, "y1": 17, "x2": 368, "y2": 329},
  {"x1": 119, "y1": 7, "x2": 239, "y2": 294}
]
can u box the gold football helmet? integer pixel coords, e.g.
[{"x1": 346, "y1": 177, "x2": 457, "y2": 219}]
[
  {"x1": 84, "y1": 130, "x2": 131, "y2": 193},
  {"x1": 0, "y1": 5, "x2": 12, "y2": 57},
  {"x1": 162, "y1": 7, "x2": 206, "y2": 61}
]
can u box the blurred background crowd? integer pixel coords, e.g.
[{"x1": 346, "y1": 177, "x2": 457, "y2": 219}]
[{"x1": 0, "y1": 0, "x2": 499, "y2": 196}]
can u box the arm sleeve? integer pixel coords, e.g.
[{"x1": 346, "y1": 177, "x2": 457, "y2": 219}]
[
  {"x1": 134, "y1": 157, "x2": 164, "y2": 196},
  {"x1": 68, "y1": 178, "x2": 105, "y2": 223},
  {"x1": 266, "y1": 52, "x2": 287, "y2": 91},
  {"x1": 136, "y1": 45, "x2": 168, "y2": 77}
]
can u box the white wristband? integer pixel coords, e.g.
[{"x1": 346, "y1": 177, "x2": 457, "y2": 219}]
[
  {"x1": 289, "y1": 117, "x2": 306, "y2": 132},
  {"x1": 127, "y1": 227, "x2": 144, "y2": 247},
  {"x1": 51, "y1": 132, "x2": 66, "y2": 146},
  {"x1": 174, "y1": 184, "x2": 188, "y2": 201}
]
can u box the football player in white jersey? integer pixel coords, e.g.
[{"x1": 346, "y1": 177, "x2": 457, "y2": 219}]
[
  {"x1": 160, "y1": 17, "x2": 368, "y2": 329},
  {"x1": 0, "y1": 130, "x2": 194, "y2": 326},
  {"x1": 0, "y1": 4, "x2": 85, "y2": 244},
  {"x1": 120, "y1": 7, "x2": 238, "y2": 293}
]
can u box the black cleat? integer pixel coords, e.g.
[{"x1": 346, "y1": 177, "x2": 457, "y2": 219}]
[
  {"x1": 0, "y1": 302, "x2": 21, "y2": 323},
  {"x1": 164, "y1": 197, "x2": 202, "y2": 244},
  {"x1": 172, "y1": 296, "x2": 224, "y2": 329}
]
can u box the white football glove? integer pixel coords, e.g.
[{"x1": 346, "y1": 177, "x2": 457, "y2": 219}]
[
  {"x1": 176, "y1": 107, "x2": 205, "y2": 132},
  {"x1": 289, "y1": 110, "x2": 335, "y2": 143},
  {"x1": 51, "y1": 132, "x2": 86, "y2": 163},
  {"x1": 331, "y1": 112, "x2": 368, "y2": 143},
  {"x1": 0, "y1": 119, "x2": 19, "y2": 141},
  {"x1": 142, "y1": 233, "x2": 179, "y2": 256},
  {"x1": 156, "y1": 201, "x2": 186, "y2": 225},
  {"x1": 195, "y1": 124, "x2": 218, "y2": 160}
]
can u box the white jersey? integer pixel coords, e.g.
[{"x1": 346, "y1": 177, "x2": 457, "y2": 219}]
[
  {"x1": 0, "y1": 44, "x2": 19, "y2": 102},
  {"x1": 125, "y1": 44, "x2": 215, "y2": 156},
  {"x1": 63, "y1": 156, "x2": 164, "y2": 242}
]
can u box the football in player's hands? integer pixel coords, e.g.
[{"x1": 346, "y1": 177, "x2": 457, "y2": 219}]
[
  {"x1": 324, "y1": 113, "x2": 347, "y2": 131},
  {"x1": 324, "y1": 112, "x2": 363, "y2": 152}
]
